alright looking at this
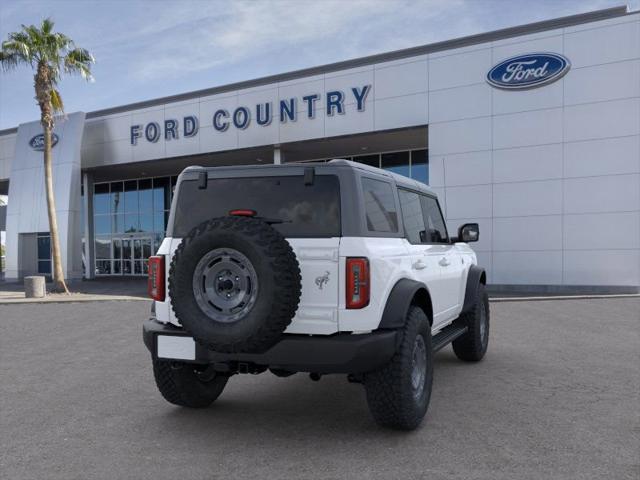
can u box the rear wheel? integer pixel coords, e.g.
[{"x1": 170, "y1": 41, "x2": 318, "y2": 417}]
[
  {"x1": 363, "y1": 306, "x2": 433, "y2": 430},
  {"x1": 452, "y1": 283, "x2": 489, "y2": 362},
  {"x1": 152, "y1": 360, "x2": 229, "y2": 408}
]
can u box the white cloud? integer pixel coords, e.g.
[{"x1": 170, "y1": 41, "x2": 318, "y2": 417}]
[
  {"x1": 95, "y1": 0, "x2": 474, "y2": 81},
  {"x1": 108, "y1": 0, "x2": 621, "y2": 82}
]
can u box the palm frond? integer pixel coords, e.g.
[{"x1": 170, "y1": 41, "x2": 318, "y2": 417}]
[
  {"x1": 7, "y1": 31, "x2": 32, "y2": 50},
  {"x1": 22, "y1": 24, "x2": 42, "y2": 48},
  {"x1": 50, "y1": 88, "x2": 64, "y2": 113},
  {"x1": 41, "y1": 17, "x2": 54, "y2": 35},
  {"x1": 53, "y1": 32, "x2": 72, "y2": 50},
  {"x1": 2, "y1": 36, "x2": 32, "y2": 62},
  {"x1": 0, "y1": 51, "x2": 20, "y2": 70},
  {"x1": 64, "y1": 47, "x2": 94, "y2": 81},
  {"x1": 0, "y1": 41, "x2": 31, "y2": 69}
]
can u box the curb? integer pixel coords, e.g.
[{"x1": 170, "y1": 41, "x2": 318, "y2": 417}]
[
  {"x1": 489, "y1": 293, "x2": 640, "y2": 303},
  {"x1": 0, "y1": 296, "x2": 150, "y2": 305}
]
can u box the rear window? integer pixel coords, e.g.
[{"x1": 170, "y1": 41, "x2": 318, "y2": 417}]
[
  {"x1": 172, "y1": 175, "x2": 341, "y2": 238},
  {"x1": 361, "y1": 177, "x2": 398, "y2": 233}
]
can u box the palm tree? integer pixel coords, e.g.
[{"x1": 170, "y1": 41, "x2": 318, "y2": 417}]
[{"x1": 0, "y1": 18, "x2": 94, "y2": 293}]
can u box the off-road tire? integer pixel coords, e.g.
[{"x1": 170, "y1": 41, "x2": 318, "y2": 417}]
[
  {"x1": 152, "y1": 360, "x2": 229, "y2": 408},
  {"x1": 169, "y1": 216, "x2": 301, "y2": 353},
  {"x1": 452, "y1": 283, "x2": 489, "y2": 362},
  {"x1": 363, "y1": 306, "x2": 433, "y2": 430}
]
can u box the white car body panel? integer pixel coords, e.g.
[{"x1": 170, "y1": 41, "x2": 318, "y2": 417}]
[
  {"x1": 337, "y1": 237, "x2": 412, "y2": 332},
  {"x1": 155, "y1": 236, "x2": 341, "y2": 335},
  {"x1": 155, "y1": 235, "x2": 478, "y2": 336},
  {"x1": 282, "y1": 238, "x2": 340, "y2": 334}
]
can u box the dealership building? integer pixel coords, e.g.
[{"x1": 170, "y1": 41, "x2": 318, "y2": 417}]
[{"x1": 0, "y1": 5, "x2": 638, "y2": 292}]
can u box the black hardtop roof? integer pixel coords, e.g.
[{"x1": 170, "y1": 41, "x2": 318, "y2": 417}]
[{"x1": 182, "y1": 159, "x2": 436, "y2": 196}]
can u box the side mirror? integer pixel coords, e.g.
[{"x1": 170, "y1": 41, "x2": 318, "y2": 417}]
[{"x1": 457, "y1": 223, "x2": 479, "y2": 243}]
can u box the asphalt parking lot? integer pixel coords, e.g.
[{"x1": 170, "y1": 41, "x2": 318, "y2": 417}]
[{"x1": 1, "y1": 297, "x2": 638, "y2": 480}]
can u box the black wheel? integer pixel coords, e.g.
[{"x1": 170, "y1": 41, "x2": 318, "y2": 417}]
[
  {"x1": 363, "y1": 306, "x2": 433, "y2": 430},
  {"x1": 169, "y1": 216, "x2": 301, "y2": 353},
  {"x1": 152, "y1": 360, "x2": 229, "y2": 408},
  {"x1": 452, "y1": 283, "x2": 489, "y2": 362}
]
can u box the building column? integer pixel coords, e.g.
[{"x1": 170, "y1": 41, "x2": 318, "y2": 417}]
[
  {"x1": 273, "y1": 146, "x2": 282, "y2": 165},
  {"x1": 83, "y1": 172, "x2": 95, "y2": 279}
]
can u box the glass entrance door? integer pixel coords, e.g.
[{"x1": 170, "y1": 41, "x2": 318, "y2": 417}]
[
  {"x1": 133, "y1": 237, "x2": 152, "y2": 275},
  {"x1": 112, "y1": 236, "x2": 151, "y2": 276}
]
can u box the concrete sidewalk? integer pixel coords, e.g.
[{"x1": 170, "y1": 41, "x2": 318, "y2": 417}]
[{"x1": 0, "y1": 277, "x2": 149, "y2": 303}]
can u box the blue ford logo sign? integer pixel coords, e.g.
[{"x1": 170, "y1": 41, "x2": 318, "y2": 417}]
[
  {"x1": 487, "y1": 53, "x2": 570, "y2": 90},
  {"x1": 29, "y1": 133, "x2": 59, "y2": 151}
]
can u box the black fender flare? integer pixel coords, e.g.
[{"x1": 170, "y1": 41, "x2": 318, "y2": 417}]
[
  {"x1": 378, "y1": 279, "x2": 432, "y2": 330},
  {"x1": 461, "y1": 265, "x2": 486, "y2": 314}
]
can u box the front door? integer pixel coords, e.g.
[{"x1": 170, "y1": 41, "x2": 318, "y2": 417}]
[{"x1": 420, "y1": 195, "x2": 462, "y2": 324}]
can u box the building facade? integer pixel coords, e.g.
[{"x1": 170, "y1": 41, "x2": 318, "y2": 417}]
[{"x1": 0, "y1": 6, "x2": 638, "y2": 292}]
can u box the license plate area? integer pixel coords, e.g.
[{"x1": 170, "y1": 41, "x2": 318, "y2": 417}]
[{"x1": 157, "y1": 335, "x2": 196, "y2": 361}]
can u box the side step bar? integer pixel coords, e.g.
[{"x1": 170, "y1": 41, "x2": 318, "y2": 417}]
[{"x1": 432, "y1": 324, "x2": 468, "y2": 352}]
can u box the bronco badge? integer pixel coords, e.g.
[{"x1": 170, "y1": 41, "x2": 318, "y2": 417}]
[{"x1": 315, "y1": 271, "x2": 330, "y2": 290}]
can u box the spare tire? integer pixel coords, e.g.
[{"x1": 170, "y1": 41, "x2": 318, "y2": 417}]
[{"x1": 169, "y1": 216, "x2": 301, "y2": 353}]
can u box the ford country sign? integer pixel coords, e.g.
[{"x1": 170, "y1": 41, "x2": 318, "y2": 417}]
[
  {"x1": 487, "y1": 53, "x2": 570, "y2": 90},
  {"x1": 29, "y1": 133, "x2": 59, "y2": 151},
  {"x1": 130, "y1": 84, "x2": 371, "y2": 145}
]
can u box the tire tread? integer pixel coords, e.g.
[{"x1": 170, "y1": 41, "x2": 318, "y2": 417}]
[
  {"x1": 168, "y1": 217, "x2": 301, "y2": 353},
  {"x1": 364, "y1": 306, "x2": 433, "y2": 430},
  {"x1": 452, "y1": 283, "x2": 489, "y2": 362},
  {"x1": 152, "y1": 360, "x2": 228, "y2": 408}
]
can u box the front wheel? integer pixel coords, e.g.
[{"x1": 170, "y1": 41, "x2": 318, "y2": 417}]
[
  {"x1": 363, "y1": 306, "x2": 433, "y2": 430},
  {"x1": 452, "y1": 283, "x2": 489, "y2": 362},
  {"x1": 152, "y1": 360, "x2": 229, "y2": 408}
]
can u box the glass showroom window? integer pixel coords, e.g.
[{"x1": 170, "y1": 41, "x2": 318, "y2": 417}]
[
  {"x1": 352, "y1": 154, "x2": 381, "y2": 168},
  {"x1": 37, "y1": 232, "x2": 51, "y2": 275},
  {"x1": 411, "y1": 149, "x2": 428, "y2": 184},
  {"x1": 381, "y1": 151, "x2": 410, "y2": 178},
  {"x1": 352, "y1": 149, "x2": 429, "y2": 184},
  {"x1": 93, "y1": 176, "x2": 173, "y2": 276}
]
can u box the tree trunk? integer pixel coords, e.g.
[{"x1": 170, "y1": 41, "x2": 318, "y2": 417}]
[
  {"x1": 35, "y1": 63, "x2": 69, "y2": 294},
  {"x1": 43, "y1": 120, "x2": 68, "y2": 293}
]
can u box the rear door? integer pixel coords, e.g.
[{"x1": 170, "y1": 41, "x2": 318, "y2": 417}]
[{"x1": 397, "y1": 189, "x2": 446, "y2": 324}]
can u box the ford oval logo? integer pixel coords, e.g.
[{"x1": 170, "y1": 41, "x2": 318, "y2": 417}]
[
  {"x1": 29, "y1": 133, "x2": 59, "y2": 151},
  {"x1": 487, "y1": 53, "x2": 570, "y2": 90}
]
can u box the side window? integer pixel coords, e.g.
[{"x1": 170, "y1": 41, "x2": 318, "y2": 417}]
[
  {"x1": 361, "y1": 177, "x2": 398, "y2": 233},
  {"x1": 420, "y1": 195, "x2": 449, "y2": 243},
  {"x1": 398, "y1": 189, "x2": 427, "y2": 244}
]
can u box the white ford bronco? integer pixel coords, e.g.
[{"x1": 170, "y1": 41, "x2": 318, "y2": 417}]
[{"x1": 144, "y1": 160, "x2": 489, "y2": 430}]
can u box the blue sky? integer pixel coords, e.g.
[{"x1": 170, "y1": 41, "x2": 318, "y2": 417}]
[{"x1": 0, "y1": 0, "x2": 635, "y2": 130}]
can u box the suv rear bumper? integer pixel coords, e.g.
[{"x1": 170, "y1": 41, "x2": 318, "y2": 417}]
[{"x1": 143, "y1": 318, "x2": 397, "y2": 374}]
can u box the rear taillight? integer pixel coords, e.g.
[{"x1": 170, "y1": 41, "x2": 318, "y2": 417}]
[
  {"x1": 148, "y1": 256, "x2": 165, "y2": 301},
  {"x1": 346, "y1": 257, "x2": 369, "y2": 309}
]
